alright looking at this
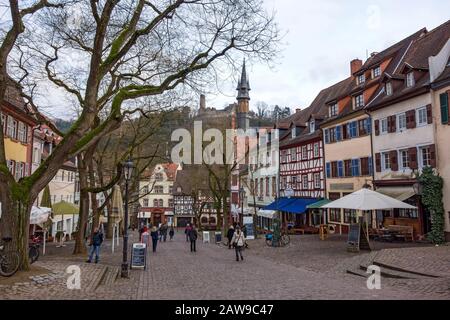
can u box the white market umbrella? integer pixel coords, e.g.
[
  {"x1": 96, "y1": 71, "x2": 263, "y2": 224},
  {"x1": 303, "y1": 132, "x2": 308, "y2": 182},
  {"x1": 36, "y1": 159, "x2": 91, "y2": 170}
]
[
  {"x1": 321, "y1": 188, "x2": 416, "y2": 210},
  {"x1": 30, "y1": 206, "x2": 52, "y2": 225},
  {"x1": 321, "y1": 188, "x2": 416, "y2": 247}
]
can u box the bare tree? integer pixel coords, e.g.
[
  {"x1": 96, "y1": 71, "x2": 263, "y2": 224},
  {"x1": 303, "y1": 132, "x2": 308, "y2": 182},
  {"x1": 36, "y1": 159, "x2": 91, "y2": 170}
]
[{"x1": 0, "y1": 0, "x2": 279, "y2": 269}]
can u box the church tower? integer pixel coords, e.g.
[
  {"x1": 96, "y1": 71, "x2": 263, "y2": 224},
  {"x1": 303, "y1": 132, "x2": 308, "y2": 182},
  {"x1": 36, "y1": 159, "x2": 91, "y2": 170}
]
[{"x1": 236, "y1": 59, "x2": 250, "y2": 130}]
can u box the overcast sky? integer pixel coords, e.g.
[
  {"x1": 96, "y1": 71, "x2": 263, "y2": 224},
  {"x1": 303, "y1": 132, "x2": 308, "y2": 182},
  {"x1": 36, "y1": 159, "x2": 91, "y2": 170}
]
[{"x1": 206, "y1": 0, "x2": 450, "y2": 113}]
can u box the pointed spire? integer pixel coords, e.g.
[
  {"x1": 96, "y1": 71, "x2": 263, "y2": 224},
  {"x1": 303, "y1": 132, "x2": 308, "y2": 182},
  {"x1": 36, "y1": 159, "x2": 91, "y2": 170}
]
[{"x1": 237, "y1": 58, "x2": 251, "y2": 100}]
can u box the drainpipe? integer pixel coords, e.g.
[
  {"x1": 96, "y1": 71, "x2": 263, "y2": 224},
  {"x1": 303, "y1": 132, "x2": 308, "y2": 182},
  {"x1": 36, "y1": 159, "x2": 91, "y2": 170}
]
[{"x1": 364, "y1": 110, "x2": 376, "y2": 191}]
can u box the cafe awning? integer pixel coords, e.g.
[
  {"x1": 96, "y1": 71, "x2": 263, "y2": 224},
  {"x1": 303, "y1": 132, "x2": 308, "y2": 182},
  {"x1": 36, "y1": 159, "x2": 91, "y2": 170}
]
[
  {"x1": 280, "y1": 198, "x2": 319, "y2": 214},
  {"x1": 257, "y1": 210, "x2": 277, "y2": 219},
  {"x1": 376, "y1": 187, "x2": 416, "y2": 202},
  {"x1": 307, "y1": 199, "x2": 332, "y2": 209},
  {"x1": 263, "y1": 198, "x2": 295, "y2": 211}
]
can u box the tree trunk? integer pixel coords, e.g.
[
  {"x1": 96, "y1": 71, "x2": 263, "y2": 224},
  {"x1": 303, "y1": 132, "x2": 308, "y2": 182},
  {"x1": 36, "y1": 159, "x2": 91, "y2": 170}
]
[
  {"x1": 73, "y1": 154, "x2": 89, "y2": 254},
  {"x1": 0, "y1": 187, "x2": 33, "y2": 270}
]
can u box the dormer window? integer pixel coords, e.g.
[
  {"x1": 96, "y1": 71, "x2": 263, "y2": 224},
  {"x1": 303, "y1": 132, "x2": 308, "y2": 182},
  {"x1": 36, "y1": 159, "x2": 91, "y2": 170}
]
[
  {"x1": 373, "y1": 66, "x2": 381, "y2": 78},
  {"x1": 329, "y1": 103, "x2": 338, "y2": 117},
  {"x1": 386, "y1": 82, "x2": 393, "y2": 96},
  {"x1": 309, "y1": 120, "x2": 315, "y2": 133},
  {"x1": 357, "y1": 74, "x2": 365, "y2": 85},
  {"x1": 406, "y1": 72, "x2": 415, "y2": 87},
  {"x1": 355, "y1": 94, "x2": 365, "y2": 108},
  {"x1": 291, "y1": 128, "x2": 296, "y2": 138}
]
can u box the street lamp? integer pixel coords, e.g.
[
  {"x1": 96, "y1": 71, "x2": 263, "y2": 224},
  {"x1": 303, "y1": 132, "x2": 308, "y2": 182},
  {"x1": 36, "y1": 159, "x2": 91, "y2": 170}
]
[
  {"x1": 121, "y1": 157, "x2": 134, "y2": 278},
  {"x1": 239, "y1": 186, "x2": 245, "y2": 226}
]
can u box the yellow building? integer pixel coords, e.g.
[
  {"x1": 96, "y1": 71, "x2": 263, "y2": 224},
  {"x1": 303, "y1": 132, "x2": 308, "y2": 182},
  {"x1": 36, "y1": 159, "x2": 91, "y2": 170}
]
[{"x1": 1, "y1": 81, "x2": 37, "y2": 180}]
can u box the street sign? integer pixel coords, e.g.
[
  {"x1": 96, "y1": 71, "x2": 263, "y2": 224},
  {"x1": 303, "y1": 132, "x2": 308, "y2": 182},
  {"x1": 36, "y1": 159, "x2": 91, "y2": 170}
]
[{"x1": 131, "y1": 243, "x2": 147, "y2": 270}]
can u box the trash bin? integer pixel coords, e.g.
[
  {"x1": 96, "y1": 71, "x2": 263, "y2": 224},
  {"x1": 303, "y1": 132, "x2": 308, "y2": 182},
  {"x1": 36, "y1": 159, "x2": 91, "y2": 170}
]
[{"x1": 215, "y1": 232, "x2": 222, "y2": 243}]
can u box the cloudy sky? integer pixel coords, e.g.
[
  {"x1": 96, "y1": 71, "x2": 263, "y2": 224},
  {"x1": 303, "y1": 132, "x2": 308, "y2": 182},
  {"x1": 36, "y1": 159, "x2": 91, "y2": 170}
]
[{"x1": 206, "y1": 0, "x2": 450, "y2": 113}]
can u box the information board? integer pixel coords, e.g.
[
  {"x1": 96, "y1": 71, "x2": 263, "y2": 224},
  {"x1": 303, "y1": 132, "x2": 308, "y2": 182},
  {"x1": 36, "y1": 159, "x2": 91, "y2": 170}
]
[
  {"x1": 203, "y1": 231, "x2": 210, "y2": 243},
  {"x1": 347, "y1": 223, "x2": 361, "y2": 252},
  {"x1": 131, "y1": 243, "x2": 147, "y2": 270},
  {"x1": 243, "y1": 216, "x2": 255, "y2": 240}
]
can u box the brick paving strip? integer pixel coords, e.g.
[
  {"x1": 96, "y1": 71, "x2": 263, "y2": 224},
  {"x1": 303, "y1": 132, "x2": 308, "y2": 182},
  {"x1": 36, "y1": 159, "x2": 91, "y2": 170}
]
[{"x1": 0, "y1": 232, "x2": 448, "y2": 300}]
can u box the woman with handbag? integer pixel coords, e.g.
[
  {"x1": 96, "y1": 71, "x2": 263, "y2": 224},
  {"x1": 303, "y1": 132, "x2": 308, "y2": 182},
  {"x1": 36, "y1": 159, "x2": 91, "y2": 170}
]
[{"x1": 230, "y1": 226, "x2": 245, "y2": 262}]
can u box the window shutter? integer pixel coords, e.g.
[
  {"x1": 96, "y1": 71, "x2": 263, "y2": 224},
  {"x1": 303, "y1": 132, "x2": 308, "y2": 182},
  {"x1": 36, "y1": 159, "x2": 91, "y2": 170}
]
[
  {"x1": 430, "y1": 144, "x2": 436, "y2": 168},
  {"x1": 374, "y1": 119, "x2": 380, "y2": 136},
  {"x1": 336, "y1": 126, "x2": 342, "y2": 141},
  {"x1": 409, "y1": 147, "x2": 418, "y2": 170},
  {"x1": 390, "y1": 150, "x2": 398, "y2": 171},
  {"x1": 440, "y1": 92, "x2": 449, "y2": 124},
  {"x1": 331, "y1": 161, "x2": 338, "y2": 178},
  {"x1": 390, "y1": 115, "x2": 397, "y2": 133},
  {"x1": 324, "y1": 129, "x2": 330, "y2": 144},
  {"x1": 375, "y1": 153, "x2": 381, "y2": 173},
  {"x1": 406, "y1": 110, "x2": 416, "y2": 129},
  {"x1": 342, "y1": 124, "x2": 348, "y2": 139},
  {"x1": 426, "y1": 104, "x2": 433, "y2": 124},
  {"x1": 387, "y1": 116, "x2": 392, "y2": 133},
  {"x1": 344, "y1": 160, "x2": 351, "y2": 177}
]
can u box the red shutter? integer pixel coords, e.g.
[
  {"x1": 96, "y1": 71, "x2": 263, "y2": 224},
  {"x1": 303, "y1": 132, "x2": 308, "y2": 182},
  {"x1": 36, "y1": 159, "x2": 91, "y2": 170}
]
[
  {"x1": 426, "y1": 104, "x2": 433, "y2": 124},
  {"x1": 390, "y1": 150, "x2": 398, "y2": 171},
  {"x1": 374, "y1": 120, "x2": 380, "y2": 136},
  {"x1": 387, "y1": 116, "x2": 393, "y2": 133},
  {"x1": 375, "y1": 153, "x2": 381, "y2": 172},
  {"x1": 430, "y1": 144, "x2": 436, "y2": 168},
  {"x1": 390, "y1": 115, "x2": 397, "y2": 133},
  {"x1": 409, "y1": 147, "x2": 418, "y2": 169},
  {"x1": 344, "y1": 160, "x2": 352, "y2": 177},
  {"x1": 406, "y1": 110, "x2": 416, "y2": 129}
]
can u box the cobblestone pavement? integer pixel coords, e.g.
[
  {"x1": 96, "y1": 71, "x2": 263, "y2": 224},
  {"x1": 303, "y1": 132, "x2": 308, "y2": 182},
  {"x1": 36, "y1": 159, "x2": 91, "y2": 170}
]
[{"x1": 0, "y1": 232, "x2": 448, "y2": 300}]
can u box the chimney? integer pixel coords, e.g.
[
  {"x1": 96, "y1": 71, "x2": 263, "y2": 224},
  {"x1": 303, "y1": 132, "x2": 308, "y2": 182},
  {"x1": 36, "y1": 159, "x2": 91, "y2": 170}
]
[
  {"x1": 200, "y1": 94, "x2": 206, "y2": 110},
  {"x1": 296, "y1": 108, "x2": 302, "y2": 113},
  {"x1": 350, "y1": 59, "x2": 363, "y2": 76}
]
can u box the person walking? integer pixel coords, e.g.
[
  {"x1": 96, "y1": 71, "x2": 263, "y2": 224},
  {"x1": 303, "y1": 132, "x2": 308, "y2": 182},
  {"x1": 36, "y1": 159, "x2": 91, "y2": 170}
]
[
  {"x1": 188, "y1": 225, "x2": 198, "y2": 252},
  {"x1": 86, "y1": 227, "x2": 104, "y2": 263},
  {"x1": 141, "y1": 226, "x2": 150, "y2": 247},
  {"x1": 230, "y1": 226, "x2": 245, "y2": 262},
  {"x1": 169, "y1": 225, "x2": 175, "y2": 241},
  {"x1": 185, "y1": 223, "x2": 191, "y2": 242},
  {"x1": 226, "y1": 225, "x2": 235, "y2": 249},
  {"x1": 150, "y1": 226, "x2": 159, "y2": 253},
  {"x1": 161, "y1": 223, "x2": 168, "y2": 242}
]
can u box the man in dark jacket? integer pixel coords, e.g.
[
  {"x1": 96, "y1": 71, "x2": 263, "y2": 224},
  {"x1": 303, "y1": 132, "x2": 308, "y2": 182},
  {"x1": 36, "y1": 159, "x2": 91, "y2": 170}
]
[
  {"x1": 226, "y1": 226, "x2": 235, "y2": 249},
  {"x1": 87, "y1": 227, "x2": 103, "y2": 263},
  {"x1": 188, "y1": 225, "x2": 198, "y2": 252}
]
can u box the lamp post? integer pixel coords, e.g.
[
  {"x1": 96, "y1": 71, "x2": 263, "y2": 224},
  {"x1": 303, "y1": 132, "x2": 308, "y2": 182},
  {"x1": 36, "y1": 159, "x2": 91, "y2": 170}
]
[
  {"x1": 121, "y1": 157, "x2": 134, "y2": 278},
  {"x1": 239, "y1": 186, "x2": 245, "y2": 226}
]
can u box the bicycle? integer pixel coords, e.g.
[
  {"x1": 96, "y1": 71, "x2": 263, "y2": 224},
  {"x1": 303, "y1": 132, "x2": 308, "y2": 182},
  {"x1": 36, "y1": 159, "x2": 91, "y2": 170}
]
[
  {"x1": 265, "y1": 231, "x2": 290, "y2": 247},
  {"x1": 0, "y1": 237, "x2": 20, "y2": 277}
]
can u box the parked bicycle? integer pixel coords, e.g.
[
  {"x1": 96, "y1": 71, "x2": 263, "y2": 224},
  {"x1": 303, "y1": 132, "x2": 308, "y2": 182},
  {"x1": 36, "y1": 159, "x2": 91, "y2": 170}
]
[
  {"x1": 0, "y1": 237, "x2": 20, "y2": 277},
  {"x1": 265, "y1": 231, "x2": 290, "y2": 247}
]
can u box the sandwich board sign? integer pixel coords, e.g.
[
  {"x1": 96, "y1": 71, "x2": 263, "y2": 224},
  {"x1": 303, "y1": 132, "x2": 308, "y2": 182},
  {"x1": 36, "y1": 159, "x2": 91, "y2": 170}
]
[{"x1": 131, "y1": 243, "x2": 147, "y2": 270}]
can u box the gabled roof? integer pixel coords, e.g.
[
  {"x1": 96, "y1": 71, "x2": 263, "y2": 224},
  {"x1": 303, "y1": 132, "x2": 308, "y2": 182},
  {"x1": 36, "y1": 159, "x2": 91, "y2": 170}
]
[
  {"x1": 279, "y1": 77, "x2": 354, "y2": 146},
  {"x1": 173, "y1": 165, "x2": 211, "y2": 196},
  {"x1": 356, "y1": 28, "x2": 427, "y2": 75},
  {"x1": 402, "y1": 20, "x2": 450, "y2": 71},
  {"x1": 368, "y1": 20, "x2": 450, "y2": 111}
]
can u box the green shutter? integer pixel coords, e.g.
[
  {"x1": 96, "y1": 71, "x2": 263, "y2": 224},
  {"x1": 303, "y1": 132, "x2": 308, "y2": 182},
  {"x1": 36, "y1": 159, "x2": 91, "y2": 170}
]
[{"x1": 440, "y1": 93, "x2": 449, "y2": 124}]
